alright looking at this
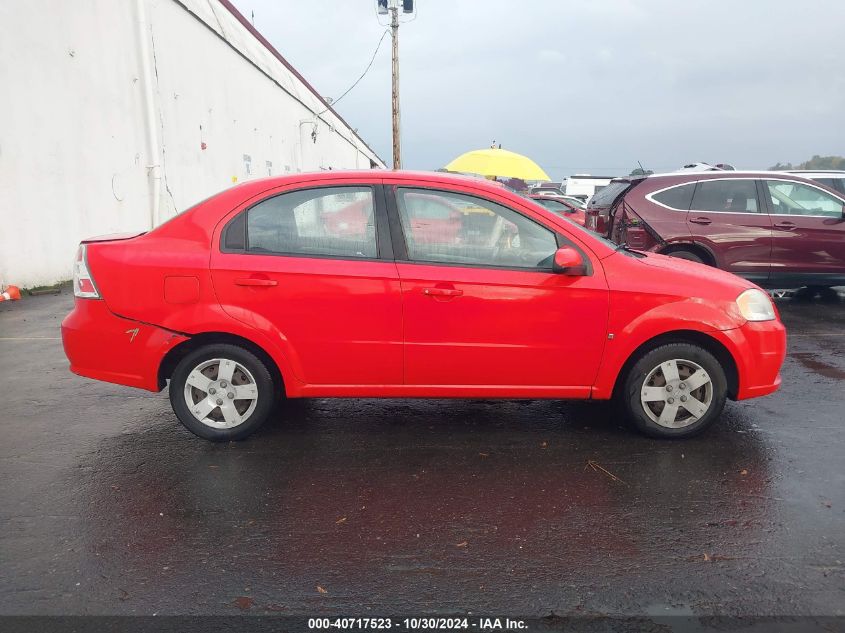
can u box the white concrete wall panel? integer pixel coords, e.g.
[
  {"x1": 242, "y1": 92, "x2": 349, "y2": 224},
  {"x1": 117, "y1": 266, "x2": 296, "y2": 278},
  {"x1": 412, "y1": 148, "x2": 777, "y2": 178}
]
[{"x1": 0, "y1": 0, "x2": 384, "y2": 288}]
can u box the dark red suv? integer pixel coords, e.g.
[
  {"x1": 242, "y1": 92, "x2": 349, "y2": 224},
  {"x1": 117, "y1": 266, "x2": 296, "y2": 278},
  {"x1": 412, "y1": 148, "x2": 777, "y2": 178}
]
[{"x1": 585, "y1": 171, "x2": 845, "y2": 288}]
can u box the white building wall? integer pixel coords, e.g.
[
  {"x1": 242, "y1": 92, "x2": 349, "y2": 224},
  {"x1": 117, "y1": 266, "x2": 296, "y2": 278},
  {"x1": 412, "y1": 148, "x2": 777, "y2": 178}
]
[{"x1": 0, "y1": 0, "x2": 384, "y2": 289}]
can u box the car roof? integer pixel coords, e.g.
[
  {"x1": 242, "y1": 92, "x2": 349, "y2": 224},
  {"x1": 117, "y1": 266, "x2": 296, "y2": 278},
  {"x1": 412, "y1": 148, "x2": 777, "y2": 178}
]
[
  {"x1": 612, "y1": 170, "x2": 833, "y2": 185},
  {"x1": 223, "y1": 169, "x2": 513, "y2": 197},
  {"x1": 160, "y1": 169, "x2": 618, "y2": 258},
  {"x1": 783, "y1": 170, "x2": 845, "y2": 176},
  {"x1": 603, "y1": 170, "x2": 845, "y2": 201}
]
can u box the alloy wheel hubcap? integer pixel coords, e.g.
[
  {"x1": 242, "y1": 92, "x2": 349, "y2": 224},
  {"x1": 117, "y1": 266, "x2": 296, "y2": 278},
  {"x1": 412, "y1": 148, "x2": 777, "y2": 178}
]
[
  {"x1": 640, "y1": 358, "x2": 713, "y2": 428},
  {"x1": 183, "y1": 358, "x2": 259, "y2": 429}
]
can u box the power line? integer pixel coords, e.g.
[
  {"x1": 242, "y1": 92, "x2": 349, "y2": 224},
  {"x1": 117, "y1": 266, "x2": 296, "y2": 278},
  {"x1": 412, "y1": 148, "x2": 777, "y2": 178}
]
[{"x1": 317, "y1": 29, "x2": 390, "y2": 116}]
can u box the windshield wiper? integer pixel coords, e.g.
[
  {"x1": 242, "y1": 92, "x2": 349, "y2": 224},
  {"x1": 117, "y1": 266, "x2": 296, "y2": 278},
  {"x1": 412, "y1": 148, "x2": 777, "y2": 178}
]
[{"x1": 615, "y1": 242, "x2": 646, "y2": 257}]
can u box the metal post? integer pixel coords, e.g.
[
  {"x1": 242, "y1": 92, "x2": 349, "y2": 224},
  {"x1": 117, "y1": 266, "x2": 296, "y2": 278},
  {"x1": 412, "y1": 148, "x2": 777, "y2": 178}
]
[{"x1": 390, "y1": 3, "x2": 401, "y2": 169}]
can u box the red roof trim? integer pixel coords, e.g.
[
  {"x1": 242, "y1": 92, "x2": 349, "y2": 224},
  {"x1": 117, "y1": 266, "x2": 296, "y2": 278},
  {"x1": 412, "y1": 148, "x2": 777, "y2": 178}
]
[{"x1": 217, "y1": 0, "x2": 384, "y2": 165}]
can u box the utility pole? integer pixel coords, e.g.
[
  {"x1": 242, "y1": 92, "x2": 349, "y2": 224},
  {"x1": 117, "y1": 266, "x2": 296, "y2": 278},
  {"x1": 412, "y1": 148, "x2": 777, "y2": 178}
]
[
  {"x1": 389, "y1": 2, "x2": 401, "y2": 169},
  {"x1": 379, "y1": 0, "x2": 412, "y2": 168}
]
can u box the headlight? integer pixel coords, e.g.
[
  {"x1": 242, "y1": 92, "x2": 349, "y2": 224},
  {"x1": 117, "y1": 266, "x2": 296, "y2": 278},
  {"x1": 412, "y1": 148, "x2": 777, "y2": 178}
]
[{"x1": 736, "y1": 289, "x2": 776, "y2": 322}]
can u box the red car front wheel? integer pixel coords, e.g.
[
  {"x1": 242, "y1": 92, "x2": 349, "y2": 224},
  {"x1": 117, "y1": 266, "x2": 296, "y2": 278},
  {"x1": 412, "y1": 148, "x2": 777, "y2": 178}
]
[{"x1": 622, "y1": 343, "x2": 727, "y2": 439}]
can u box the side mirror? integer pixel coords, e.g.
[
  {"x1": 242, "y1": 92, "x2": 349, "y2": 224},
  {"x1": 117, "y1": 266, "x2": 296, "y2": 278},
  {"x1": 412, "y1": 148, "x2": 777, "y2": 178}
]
[{"x1": 552, "y1": 246, "x2": 585, "y2": 275}]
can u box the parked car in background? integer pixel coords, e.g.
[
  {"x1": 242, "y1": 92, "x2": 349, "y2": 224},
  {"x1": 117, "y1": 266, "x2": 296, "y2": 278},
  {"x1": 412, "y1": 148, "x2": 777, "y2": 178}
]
[
  {"x1": 784, "y1": 170, "x2": 845, "y2": 196},
  {"x1": 530, "y1": 190, "x2": 586, "y2": 208},
  {"x1": 528, "y1": 183, "x2": 563, "y2": 195},
  {"x1": 555, "y1": 194, "x2": 587, "y2": 209},
  {"x1": 585, "y1": 171, "x2": 845, "y2": 289},
  {"x1": 528, "y1": 194, "x2": 586, "y2": 225},
  {"x1": 62, "y1": 171, "x2": 785, "y2": 442}
]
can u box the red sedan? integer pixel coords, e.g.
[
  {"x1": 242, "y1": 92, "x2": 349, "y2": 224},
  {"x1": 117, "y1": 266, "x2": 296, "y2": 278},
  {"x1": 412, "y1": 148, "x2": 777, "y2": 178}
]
[{"x1": 62, "y1": 171, "x2": 786, "y2": 441}]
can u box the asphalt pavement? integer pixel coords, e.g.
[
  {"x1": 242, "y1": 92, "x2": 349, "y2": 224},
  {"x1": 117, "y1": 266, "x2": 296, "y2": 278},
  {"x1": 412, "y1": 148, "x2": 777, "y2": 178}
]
[{"x1": 1, "y1": 289, "x2": 843, "y2": 621}]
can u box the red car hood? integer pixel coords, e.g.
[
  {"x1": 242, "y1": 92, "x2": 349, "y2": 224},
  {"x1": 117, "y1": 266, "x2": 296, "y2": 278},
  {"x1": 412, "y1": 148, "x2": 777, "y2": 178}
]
[{"x1": 635, "y1": 250, "x2": 756, "y2": 292}]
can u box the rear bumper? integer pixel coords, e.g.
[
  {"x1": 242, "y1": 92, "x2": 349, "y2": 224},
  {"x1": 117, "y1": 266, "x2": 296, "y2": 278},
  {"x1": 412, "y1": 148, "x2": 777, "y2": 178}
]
[
  {"x1": 61, "y1": 299, "x2": 188, "y2": 392},
  {"x1": 719, "y1": 319, "x2": 786, "y2": 400}
]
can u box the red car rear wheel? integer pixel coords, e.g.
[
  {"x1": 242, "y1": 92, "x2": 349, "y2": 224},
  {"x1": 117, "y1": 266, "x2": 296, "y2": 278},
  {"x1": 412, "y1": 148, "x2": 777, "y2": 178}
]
[{"x1": 169, "y1": 343, "x2": 275, "y2": 441}]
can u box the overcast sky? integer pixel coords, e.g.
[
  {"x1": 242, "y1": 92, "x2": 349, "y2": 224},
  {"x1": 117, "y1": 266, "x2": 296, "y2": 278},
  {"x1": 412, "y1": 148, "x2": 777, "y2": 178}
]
[{"x1": 230, "y1": 0, "x2": 844, "y2": 179}]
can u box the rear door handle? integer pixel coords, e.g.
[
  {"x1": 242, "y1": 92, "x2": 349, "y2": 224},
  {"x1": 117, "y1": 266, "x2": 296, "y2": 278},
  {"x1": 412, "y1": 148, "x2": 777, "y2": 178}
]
[
  {"x1": 234, "y1": 277, "x2": 278, "y2": 287},
  {"x1": 689, "y1": 216, "x2": 712, "y2": 225},
  {"x1": 773, "y1": 221, "x2": 796, "y2": 230},
  {"x1": 423, "y1": 287, "x2": 463, "y2": 297}
]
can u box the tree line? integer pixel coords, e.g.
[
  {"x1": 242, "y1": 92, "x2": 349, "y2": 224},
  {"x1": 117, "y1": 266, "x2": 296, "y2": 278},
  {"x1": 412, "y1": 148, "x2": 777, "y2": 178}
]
[{"x1": 769, "y1": 155, "x2": 845, "y2": 171}]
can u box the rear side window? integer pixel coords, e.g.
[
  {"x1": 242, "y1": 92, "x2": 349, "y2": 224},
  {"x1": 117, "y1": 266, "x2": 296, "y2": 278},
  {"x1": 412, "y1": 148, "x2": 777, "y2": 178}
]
[
  {"x1": 587, "y1": 181, "x2": 630, "y2": 208},
  {"x1": 243, "y1": 187, "x2": 377, "y2": 258},
  {"x1": 690, "y1": 180, "x2": 759, "y2": 213},
  {"x1": 651, "y1": 183, "x2": 695, "y2": 210}
]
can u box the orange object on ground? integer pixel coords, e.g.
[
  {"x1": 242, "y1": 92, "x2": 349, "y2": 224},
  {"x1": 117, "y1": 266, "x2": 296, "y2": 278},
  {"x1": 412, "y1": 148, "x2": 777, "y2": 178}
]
[{"x1": 0, "y1": 285, "x2": 21, "y2": 302}]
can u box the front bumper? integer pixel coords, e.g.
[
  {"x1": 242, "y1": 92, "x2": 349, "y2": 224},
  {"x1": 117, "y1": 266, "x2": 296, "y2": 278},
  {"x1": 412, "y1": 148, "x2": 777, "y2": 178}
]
[
  {"x1": 719, "y1": 319, "x2": 786, "y2": 400},
  {"x1": 61, "y1": 299, "x2": 188, "y2": 392}
]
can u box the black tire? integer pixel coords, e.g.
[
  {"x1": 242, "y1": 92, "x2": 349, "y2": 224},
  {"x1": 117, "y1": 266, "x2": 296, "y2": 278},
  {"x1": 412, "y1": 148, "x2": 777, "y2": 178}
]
[
  {"x1": 667, "y1": 249, "x2": 705, "y2": 264},
  {"x1": 620, "y1": 343, "x2": 727, "y2": 439},
  {"x1": 169, "y1": 343, "x2": 275, "y2": 441}
]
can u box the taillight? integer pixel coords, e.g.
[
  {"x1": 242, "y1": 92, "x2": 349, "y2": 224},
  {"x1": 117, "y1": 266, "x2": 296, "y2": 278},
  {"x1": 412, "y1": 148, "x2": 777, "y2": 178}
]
[{"x1": 73, "y1": 245, "x2": 100, "y2": 299}]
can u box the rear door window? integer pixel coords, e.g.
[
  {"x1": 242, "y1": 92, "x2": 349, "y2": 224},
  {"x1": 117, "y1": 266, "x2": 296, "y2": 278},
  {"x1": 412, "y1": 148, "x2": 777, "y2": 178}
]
[
  {"x1": 650, "y1": 183, "x2": 695, "y2": 210},
  {"x1": 246, "y1": 186, "x2": 377, "y2": 258},
  {"x1": 690, "y1": 180, "x2": 760, "y2": 213}
]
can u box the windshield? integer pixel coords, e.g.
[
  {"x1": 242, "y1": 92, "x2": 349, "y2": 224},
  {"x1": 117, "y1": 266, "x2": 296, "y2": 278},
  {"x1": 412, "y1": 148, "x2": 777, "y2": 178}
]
[
  {"x1": 534, "y1": 198, "x2": 572, "y2": 212},
  {"x1": 560, "y1": 214, "x2": 619, "y2": 250}
]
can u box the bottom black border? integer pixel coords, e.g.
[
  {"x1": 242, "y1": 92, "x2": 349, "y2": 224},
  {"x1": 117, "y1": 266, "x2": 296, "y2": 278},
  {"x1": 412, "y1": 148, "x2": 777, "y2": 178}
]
[{"x1": 0, "y1": 616, "x2": 842, "y2": 633}]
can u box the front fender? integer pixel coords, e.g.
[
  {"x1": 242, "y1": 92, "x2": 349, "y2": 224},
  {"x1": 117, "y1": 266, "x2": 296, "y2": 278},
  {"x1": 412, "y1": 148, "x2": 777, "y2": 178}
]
[{"x1": 591, "y1": 297, "x2": 743, "y2": 399}]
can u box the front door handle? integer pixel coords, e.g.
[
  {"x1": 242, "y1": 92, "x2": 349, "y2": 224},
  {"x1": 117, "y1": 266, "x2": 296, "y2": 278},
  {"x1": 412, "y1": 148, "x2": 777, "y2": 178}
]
[
  {"x1": 689, "y1": 216, "x2": 712, "y2": 225},
  {"x1": 423, "y1": 287, "x2": 463, "y2": 298},
  {"x1": 234, "y1": 277, "x2": 278, "y2": 287},
  {"x1": 773, "y1": 221, "x2": 796, "y2": 230}
]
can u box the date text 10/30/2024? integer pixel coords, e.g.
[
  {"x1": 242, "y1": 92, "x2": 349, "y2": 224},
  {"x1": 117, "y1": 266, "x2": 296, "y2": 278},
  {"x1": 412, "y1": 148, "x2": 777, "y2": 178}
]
[{"x1": 307, "y1": 618, "x2": 528, "y2": 630}]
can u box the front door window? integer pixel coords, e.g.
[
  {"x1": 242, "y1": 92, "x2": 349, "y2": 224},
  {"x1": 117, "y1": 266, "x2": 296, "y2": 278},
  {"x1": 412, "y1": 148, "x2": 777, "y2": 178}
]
[
  {"x1": 396, "y1": 188, "x2": 558, "y2": 269},
  {"x1": 765, "y1": 180, "x2": 844, "y2": 217}
]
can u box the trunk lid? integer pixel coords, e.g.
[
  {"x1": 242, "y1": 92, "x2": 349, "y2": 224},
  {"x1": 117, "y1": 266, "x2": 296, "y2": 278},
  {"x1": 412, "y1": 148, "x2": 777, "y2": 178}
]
[
  {"x1": 81, "y1": 231, "x2": 147, "y2": 243},
  {"x1": 584, "y1": 178, "x2": 643, "y2": 236}
]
